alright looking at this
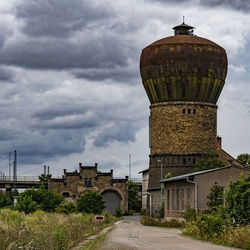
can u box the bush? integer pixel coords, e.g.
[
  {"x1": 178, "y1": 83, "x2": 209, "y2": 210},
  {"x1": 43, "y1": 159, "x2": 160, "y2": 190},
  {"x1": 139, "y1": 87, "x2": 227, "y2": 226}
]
[
  {"x1": 77, "y1": 191, "x2": 105, "y2": 214},
  {"x1": 196, "y1": 214, "x2": 225, "y2": 238},
  {"x1": 55, "y1": 201, "x2": 77, "y2": 214},
  {"x1": 114, "y1": 208, "x2": 123, "y2": 218},
  {"x1": 0, "y1": 191, "x2": 13, "y2": 208},
  {"x1": 207, "y1": 183, "x2": 224, "y2": 209},
  {"x1": 140, "y1": 216, "x2": 185, "y2": 228},
  {"x1": 15, "y1": 194, "x2": 40, "y2": 214},
  {"x1": 16, "y1": 186, "x2": 63, "y2": 213},
  {"x1": 226, "y1": 174, "x2": 250, "y2": 225},
  {"x1": 182, "y1": 206, "x2": 197, "y2": 222}
]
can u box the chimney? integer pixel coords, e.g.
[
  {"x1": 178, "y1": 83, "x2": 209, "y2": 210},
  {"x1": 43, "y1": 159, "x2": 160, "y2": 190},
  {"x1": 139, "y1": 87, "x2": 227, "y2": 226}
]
[
  {"x1": 79, "y1": 163, "x2": 82, "y2": 169},
  {"x1": 110, "y1": 169, "x2": 113, "y2": 176},
  {"x1": 63, "y1": 169, "x2": 66, "y2": 174},
  {"x1": 217, "y1": 136, "x2": 222, "y2": 149}
]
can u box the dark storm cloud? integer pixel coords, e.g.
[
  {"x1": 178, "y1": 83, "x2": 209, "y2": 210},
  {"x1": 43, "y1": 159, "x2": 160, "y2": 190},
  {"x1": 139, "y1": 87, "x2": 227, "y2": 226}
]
[
  {"x1": 0, "y1": 36, "x2": 130, "y2": 70},
  {"x1": 72, "y1": 67, "x2": 139, "y2": 82},
  {"x1": 152, "y1": 0, "x2": 250, "y2": 11},
  {"x1": 93, "y1": 121, "x2": 138, "y2": 147},
  {"x1": 15, "y1": 130, "x2": 86, "y2": 164},
  {"x1": 16, "y1": 0, "x2": 113, "y2": 38},
  {"x1": 0, "y1": 67, "x2": 14, "y2": 82}
]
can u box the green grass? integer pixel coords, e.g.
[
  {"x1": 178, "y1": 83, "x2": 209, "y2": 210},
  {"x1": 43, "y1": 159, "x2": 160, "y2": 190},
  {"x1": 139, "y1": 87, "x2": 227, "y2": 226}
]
[
  {"x1": 0, "y1": 209, "x2": 118, "y2": 250},
  {"x1": 81, "y1": 227, "x2": 114, "y2": 250}
]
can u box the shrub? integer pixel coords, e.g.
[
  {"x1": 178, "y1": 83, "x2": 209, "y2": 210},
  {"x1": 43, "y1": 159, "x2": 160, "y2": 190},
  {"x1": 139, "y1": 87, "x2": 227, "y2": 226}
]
[
  {"x1": 15, "y1": 194, "x2": 40, "y2": 214},
  {"x1": 207, "y1": 183, "x2": 224, "y2": 209},
  {"x1": 196, "y1": 214, "x2": 225, "y2": 238},
  {"x1": 55, "y1": 201, "x2": 77, "y2": 214},
  {"x1": 140, "y1": 216, "x2": 185, "y2": 228},
  {"x1": 0, "y1": 191, "x2": 13, "y2": 208},
  {"x1": 182, "y1": 206, "x2": 197, "y2": 222},
  {"x1": 16, "y1": 186, "x2": 63, "y2": 213},
  {"x1": 77, "y1": 191, "x2": 105, "y2": 214},
  {"x1": 114, "y1": 208, "x2": 123, "y2": 218},
  {"x1": 226, "y1": 174, "x2": 250, "y2": 225}
]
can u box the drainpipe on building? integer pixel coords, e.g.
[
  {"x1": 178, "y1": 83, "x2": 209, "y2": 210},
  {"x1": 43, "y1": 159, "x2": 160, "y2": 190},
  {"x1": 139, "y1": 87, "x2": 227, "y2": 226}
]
[
  {"x1": 186, "y1": 177, "x2": 198, "y2": 213},
  {"x1": 146, "y1": 191, "x2": 152, "y2": 218}
]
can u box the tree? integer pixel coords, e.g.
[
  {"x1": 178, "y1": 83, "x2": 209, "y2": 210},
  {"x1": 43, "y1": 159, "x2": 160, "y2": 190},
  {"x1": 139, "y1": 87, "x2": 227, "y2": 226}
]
[
  {"x1": 16, "y1": 186, "x2": 63, "y2": 213},
  {"x1": 226, "y1": 174, "x2": 250, "y2": 225},
  {"x1": 39, "y1": 174, "x2": 51, "y2": 188},
  {"x1": 15, "y1": 194, "x2": 40, "y2": 214},
  {"x1": 193, "y1": 152, "x2": 224, "y2": 172},
  {"x1": 77, "y1": 191, "x2": 105, "y2": 214},
  {"x1": 128, "y1": 181, "x2": 141, "y2": 212},
  {"x1": 0, "y1": 191, "x2": 13, "y2": 208},
  {"x1": 236, "y1": 153, "x2": 250, "y2": 168},
  {"x1": 207, "y1": 182, "x2": 224, "y2": 209}
]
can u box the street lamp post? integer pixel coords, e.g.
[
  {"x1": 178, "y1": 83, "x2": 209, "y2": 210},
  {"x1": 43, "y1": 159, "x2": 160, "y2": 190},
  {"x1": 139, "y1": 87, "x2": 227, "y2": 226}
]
[{"x1": 157, "y1": 159, "x2": 163, "y2": 205}]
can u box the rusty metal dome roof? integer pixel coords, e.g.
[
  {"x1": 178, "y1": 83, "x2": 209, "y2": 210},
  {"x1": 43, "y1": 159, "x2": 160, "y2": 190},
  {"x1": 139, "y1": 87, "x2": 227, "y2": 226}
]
[{"x1": 140, "y1": 24, "x2": 228, "y2": 104}]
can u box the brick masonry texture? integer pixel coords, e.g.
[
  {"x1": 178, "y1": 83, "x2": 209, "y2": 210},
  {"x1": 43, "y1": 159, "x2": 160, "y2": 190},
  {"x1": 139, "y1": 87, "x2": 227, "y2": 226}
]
[
  {"x1": 49, "y1": 165, "x2": 128, "y2": 213},
  {"x1": 150, "y1": 102, "x2": 217, "y2": 155}
]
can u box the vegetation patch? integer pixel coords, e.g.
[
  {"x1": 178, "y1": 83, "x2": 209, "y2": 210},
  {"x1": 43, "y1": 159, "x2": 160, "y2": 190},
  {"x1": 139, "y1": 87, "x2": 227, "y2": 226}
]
[
  {"x1": 182, "y1": 174, "x2": 250, "y2": 249},
  {"x1": 140, "y1": 216, "x2": 185, "y2": 228},
  {"x1": 0, "y1": 209, "x2": 118, "y2": 250}
]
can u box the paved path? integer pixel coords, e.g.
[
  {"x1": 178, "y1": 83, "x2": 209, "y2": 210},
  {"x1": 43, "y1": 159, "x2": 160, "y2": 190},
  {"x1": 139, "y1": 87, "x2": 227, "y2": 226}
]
[{"x1": 100, "y1": 218, "x2": 239, "y2": 250}]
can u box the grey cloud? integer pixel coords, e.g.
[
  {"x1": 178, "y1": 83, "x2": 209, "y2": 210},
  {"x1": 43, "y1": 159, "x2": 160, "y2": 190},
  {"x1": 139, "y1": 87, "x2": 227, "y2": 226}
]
[
  {"x1": 0, "y1": 67, "x2": 14, "y2": 82},
  {"x1": 93, "y1": 122, "x2": 138, "y2": 147},
  {"x1": 150, "y1": 0, "x2": 250, "y2": 11},
  {"x1": 72, "y1": 66, "x2": 140, "y2": 83},
  {"x1": 16, "y1": 0, "x2": 113, "y2": 38},
  {"x1": 200, "y1": 0, "x2": 250, "y2": 11},
  {"x1": 0, "y1": 35, "x2": 130, "y2": 70}
]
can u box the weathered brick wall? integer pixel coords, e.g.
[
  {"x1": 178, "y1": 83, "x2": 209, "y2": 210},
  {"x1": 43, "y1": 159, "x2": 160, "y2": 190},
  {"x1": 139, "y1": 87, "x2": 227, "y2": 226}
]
[
  {"x1": 150, "y1": 102, "x2": 217, "y2": 155},
  {"x1": 49, "y1": 169, "x2": 128, "y2": 213}
]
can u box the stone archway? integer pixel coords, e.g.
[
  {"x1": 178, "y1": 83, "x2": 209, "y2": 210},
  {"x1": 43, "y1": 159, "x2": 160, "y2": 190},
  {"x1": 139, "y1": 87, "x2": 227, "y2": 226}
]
[{"x1": 101, "y1": 189, "x2": 122, "y2": 215}]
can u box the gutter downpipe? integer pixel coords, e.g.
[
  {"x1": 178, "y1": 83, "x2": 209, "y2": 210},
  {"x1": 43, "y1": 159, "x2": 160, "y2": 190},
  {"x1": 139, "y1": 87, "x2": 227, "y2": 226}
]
[
  {"x1": 146, "y1": 191, "x2": 152, "y2": 218},
  {"x1": 186, "y1": 177, "x2": 198, "y2": 213}
]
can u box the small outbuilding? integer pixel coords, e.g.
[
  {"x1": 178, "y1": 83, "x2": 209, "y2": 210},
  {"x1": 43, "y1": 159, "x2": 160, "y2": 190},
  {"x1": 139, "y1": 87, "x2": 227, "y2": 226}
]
[{"x1": 160, "y1": 165, "x2": 250, "y2": 218}]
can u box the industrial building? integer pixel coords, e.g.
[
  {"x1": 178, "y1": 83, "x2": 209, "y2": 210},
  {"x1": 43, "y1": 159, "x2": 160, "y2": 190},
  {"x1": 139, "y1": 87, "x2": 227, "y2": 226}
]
[{"x1": 139, "y1": 22, "x2": 246, "y2": 216}]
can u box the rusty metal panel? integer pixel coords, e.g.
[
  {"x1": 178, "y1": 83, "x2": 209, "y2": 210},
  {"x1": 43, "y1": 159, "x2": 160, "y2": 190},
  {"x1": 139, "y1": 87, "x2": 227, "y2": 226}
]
[{"x1": 140, "y1": 35, "x2": 227, "y2": 104}]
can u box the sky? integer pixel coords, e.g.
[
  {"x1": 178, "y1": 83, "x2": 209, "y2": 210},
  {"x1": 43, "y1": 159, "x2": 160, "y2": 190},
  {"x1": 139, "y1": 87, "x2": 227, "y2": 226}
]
[{"x1": 0, "y1": 0, "x2": 250, "y2": 179}]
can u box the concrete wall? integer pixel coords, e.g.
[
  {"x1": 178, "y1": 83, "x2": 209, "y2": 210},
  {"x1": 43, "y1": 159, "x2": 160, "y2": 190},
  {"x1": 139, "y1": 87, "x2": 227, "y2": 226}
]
[
  {"x1": 163, "y1": 166, "x2": 250, "y2": 218},
  {"x1": 141, "y1": 171, "x2": 149, "y2": 210},
  {"x1": 164, "y1": 180, "x2": 194, "y2": 218},
  {"x1": 196, "y1": 167, "x2": 250, "y2": 213}
]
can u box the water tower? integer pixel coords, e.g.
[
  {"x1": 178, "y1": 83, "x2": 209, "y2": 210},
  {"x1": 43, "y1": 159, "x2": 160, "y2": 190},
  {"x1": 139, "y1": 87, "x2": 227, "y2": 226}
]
[{"x1": 140, "y1": 22, "x2": 227, "y2": 212}]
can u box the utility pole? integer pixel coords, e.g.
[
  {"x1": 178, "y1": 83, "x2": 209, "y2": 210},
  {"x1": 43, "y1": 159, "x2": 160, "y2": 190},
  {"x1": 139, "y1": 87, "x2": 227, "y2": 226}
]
[
  {"x1": 9, "y1": 152, "x2": 11, "y2": 180},
  {"x1": 129, "y1": 154, "x2": 131, "y2": 180},
  {"x1": 13, "y1": 150, "x2": 17, "y2": 182}
]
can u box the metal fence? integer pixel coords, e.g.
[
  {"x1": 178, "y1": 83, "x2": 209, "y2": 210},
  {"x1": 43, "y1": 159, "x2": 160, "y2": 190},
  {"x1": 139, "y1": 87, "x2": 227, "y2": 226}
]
[{"x1": 0, "y1": 176, "x2": 39, "y2": 182}]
